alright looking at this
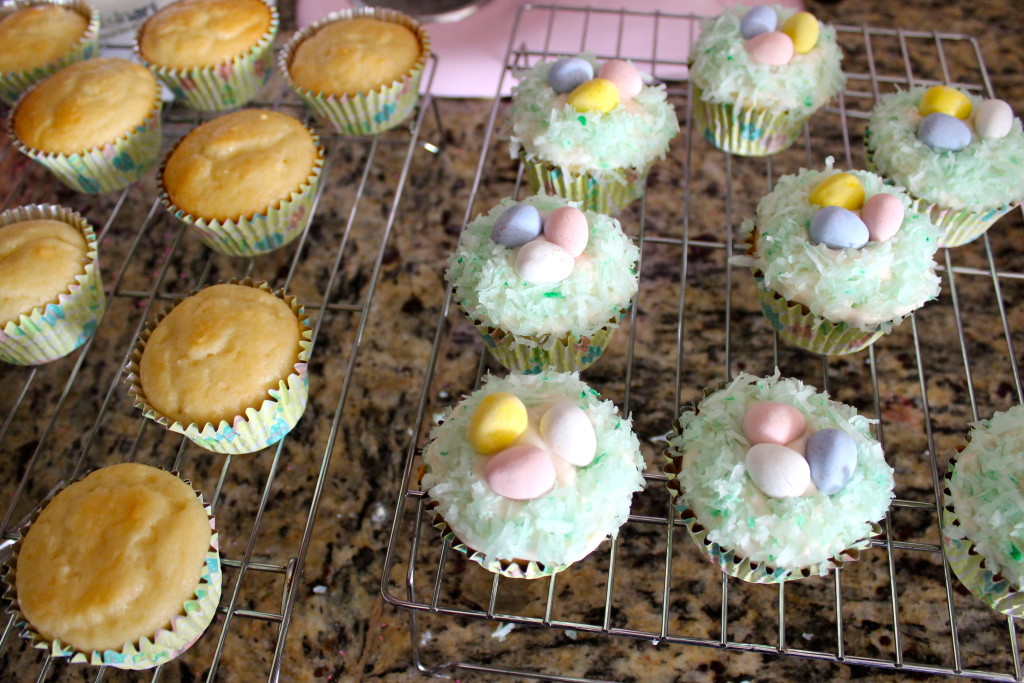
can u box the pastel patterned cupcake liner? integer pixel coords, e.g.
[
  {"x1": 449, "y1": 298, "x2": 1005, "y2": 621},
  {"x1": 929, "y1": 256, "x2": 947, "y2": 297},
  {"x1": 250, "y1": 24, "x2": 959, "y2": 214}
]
[
  {"x1": 0, "y1": 0, "x2": 100, "y2": 106},
  {"x1": 520, "y1": 153, "x2": 648, "y2": 215},
  {"x1": 279, "y1": 7, "x2": 431, "y2": 135},
  {"x1": 159, "y1": 129, "x2": 325, "y2": 256},
  {"x1": 692, "y1": 82, "x2": 808, "y2": 157},
  {"x1": 134, "y1": 0, "x2": 277, "y2": 111},
  {"x1": 0, "y1": 204, "x2": 105, "y2": 366},
  {"x1": 942, "y1": 456, "x2": 1024, "y2": 617},
  {"x1": 124, "y1": 279, "x2": 313, "y2": 454},
  {"x1": 1, "y1": 470, "x2": 222, "y2": 669}
]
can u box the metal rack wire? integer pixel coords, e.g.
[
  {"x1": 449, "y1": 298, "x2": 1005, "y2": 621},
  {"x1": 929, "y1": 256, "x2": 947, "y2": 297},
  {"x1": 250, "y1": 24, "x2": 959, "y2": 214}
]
[
  {"x1": 382, "y1": 4, "x2": 1024, "y2": 681},
  {"x1": 0, "y1": 43, "x2": 444, "y2": 680}
]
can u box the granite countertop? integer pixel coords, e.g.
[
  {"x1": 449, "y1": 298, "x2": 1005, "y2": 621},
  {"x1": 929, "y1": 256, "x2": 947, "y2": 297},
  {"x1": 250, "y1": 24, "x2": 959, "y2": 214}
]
[{"x1": 2, "y1": 0, "x2": 1024, "y2": 681}]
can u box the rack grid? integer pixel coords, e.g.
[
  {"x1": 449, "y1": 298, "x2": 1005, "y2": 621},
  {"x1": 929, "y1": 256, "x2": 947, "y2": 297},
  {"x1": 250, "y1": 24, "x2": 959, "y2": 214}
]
[{"x1": 382, "y1": 4, "x2": 1024, "y2": 681}]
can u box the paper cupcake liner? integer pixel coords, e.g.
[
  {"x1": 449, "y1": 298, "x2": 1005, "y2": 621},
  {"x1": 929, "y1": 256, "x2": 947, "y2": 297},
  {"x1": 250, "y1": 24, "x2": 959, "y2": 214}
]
[
  {"x1": 1, "y1": 469, "x2": 222, "y2": 669},
  {"x1": 0, "y1": 204, "x2": 105, "y2": 365},
  {"x1": 756, "y1": 282, "x2": 885, "y2": 356},
  {"x1": 124, "y1": 279, "x2": 313, "y2": 454},
  {"x1": 520, "y1": 153, "x2": 647, "y2": 215},
  {"x1": 941, "y1": 456, "x2": 1024, "y2": 616},
  {"x1": 692, "y1": 82, "x2": 810, "y2": 157},
  {"x1": 159, "y1": 129, "x2": 324, "y2": 256},
  {"x1": 279, "y1": 7, "x2": 431, "y2": 135},
  {"x1": 135, "y1": 0, "x2": 277, "y2": 111},
  {"x1": 0, "y1": 0, "x2": 100, "y2": 106}
]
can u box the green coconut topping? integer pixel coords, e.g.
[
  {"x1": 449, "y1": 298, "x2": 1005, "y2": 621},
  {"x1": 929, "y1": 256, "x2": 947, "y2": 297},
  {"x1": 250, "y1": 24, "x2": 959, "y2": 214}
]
[
  {"x1": 866, "y1": 87, "x2": 1024, "y2": 211},
  {"x1": 421, "y1": 371, "x2": 645, "y2": 567},
  {"x1": 508, "y1": 53, "x2": 679, "y2": 178},
  {"x1": 688, "y1": 5, "x2": 845, "y2": 111},
  {"x1": 446, "y1": 194, "x2": 639, "y2": 336},
  {"x1": 945, "y1": 405, "x2": 1024, "y2": 588},
  {"x1": 668, "y1": 372, "x2": 894, "y2": 572},
  {"x1": 734, "y1": 158, "x2": 941, "y2": 331}
]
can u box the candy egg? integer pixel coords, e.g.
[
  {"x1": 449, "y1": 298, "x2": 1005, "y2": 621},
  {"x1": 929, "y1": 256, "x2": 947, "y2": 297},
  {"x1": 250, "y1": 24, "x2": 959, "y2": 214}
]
[
  {"x1": 543, "y1": 206, "x2": 589, "y2": 257},
  {"x1": 861, "y1": 193, "x2": 905, "y2": 243},
  {"x1": 598, "y1": 59, "x2": 643, "y2": 100},
  {"x1": 539, "y1": 402, "x2": 596, "y2": 467},
  {"x1": 468, "y1": 392, "x2": 528, "y2": 455},
  {"x1": 742, "y1": 401, "x2": 806, "y2": 446},
  {"x1": 740, "y1": 5, "x2": 777, "y2": 40},
  {"x1": 744, "y1": 31, "x2": 794, "y2": 66},
  {"x1": 975, "y1": 99, "x2": 1014, "y2": 140},
  {"x1": 567, "y1": 78, "x2": 620, "y2": 113},
  {"x1": 809, "y1": 206, "x2": 869, "y2": 249},
  {"x1": 919, "y1": 85, "x2": 972, "y2": 120},
  {"x1": 484, "y1": 445, "x2": 557, "y2": 500},
  {"x1": 781, "y1": 11, "x2": 819, "y2": 54},
  {"x1": 918, "y1": 112, "x2": 972, "y2": 151},
  {"x1": 515, "y1": 239, "x2": 575, "y2": 283},
  {"x1": 745, "y1": 443, "x2": 811, "y2": 498},
  {"x1": 491, "y1": 203, "x2": 543, "y2": 247},
  {"x1": 547, "y1": 56, "x2": 594, "y2": 94},
  {"x1": 808, "y1": 172, "x2": 865, "y2": 211},
  {"x1": 805, "y1": 428, "x2": 858, "y2": 495}
]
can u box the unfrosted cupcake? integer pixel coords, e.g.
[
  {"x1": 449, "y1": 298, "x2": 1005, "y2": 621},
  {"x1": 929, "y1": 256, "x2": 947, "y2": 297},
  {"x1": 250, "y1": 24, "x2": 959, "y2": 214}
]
[
  {"x1": 280, "y1": 7, "x2": 430, "y2": 135},
  {"x1": 0, "y1": 0, "x2": 99, "y2": 106},
  {"x1": 866, "y1": 85, "x2": 1024, "y2": 247},
  {"x1": 446, "y1": 193, "x2": 639, "y2": 372},
  {"x1": 10, "y1": 57, "x2": 161, "y2": 194},
  {"x1": 942, "y1": 405, "x2": 1024, "y2": 616},
  {"x1": 2, "y1": 463, "x2": 220, "y2": 669},
  {"x1": 508, "y1": 53, "x2": 678, "y2": 213},
  {"x1": 160, "y1": 109, "x2": 323, "y2": 256},
  {"x1": 421, "y1": 371, "x2": 645, "y2": 579},
  {"x1": 664, "y1": 372, "x2": 894, "y2": 583},
  {"x1": 734, "y1": 159, "x2": 941, "y2": 355},
  {"x1": 125, "y1": 280, "x2": 312, "y2": 454},
  {"x1": 689, "y1": 5, "x2": 845, "y2": 156},
  {"x1": 136, "y1": 0, "x2": 277, "y2": 111},
  {"x1": 0, "y1": 205, "x2": 105, "y2": 366}
]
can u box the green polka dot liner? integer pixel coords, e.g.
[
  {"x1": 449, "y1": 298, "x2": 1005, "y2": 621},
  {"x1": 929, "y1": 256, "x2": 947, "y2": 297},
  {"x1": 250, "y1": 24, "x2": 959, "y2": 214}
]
[{"x1": 521, "y1": 153, "x2": 648, "y2": 215}]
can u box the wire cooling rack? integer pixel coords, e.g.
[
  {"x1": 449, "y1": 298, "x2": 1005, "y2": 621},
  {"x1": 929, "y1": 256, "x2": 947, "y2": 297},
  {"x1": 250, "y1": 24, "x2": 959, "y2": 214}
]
[
  {"x1": 0, "y1": 45, "x2": 443, "y2": 680},
  {"x1": 382, "y1": 4, "x2": 1024, "y2": 681}
]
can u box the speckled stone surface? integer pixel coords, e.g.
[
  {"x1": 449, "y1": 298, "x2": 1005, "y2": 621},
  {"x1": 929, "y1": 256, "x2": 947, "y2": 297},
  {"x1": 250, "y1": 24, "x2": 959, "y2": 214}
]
[{"x1": 1, "y1": 1, "x2": 1024, "y2": 681}]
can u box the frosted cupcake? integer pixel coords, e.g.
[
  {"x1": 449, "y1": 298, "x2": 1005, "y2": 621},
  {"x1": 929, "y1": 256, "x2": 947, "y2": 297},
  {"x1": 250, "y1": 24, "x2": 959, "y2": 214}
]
[
  {"x1": 664, "y1": 372, "x2": 894, "y2": 583},
  {"x1": 866, "y1": 85, "x2": 1024, "y2": 247},
  {"x1": 125, "y1": 280, "x2": 312, "y2": 454},
  {"x1": 734, "y1": 159, "x2": 941, "y2": 355},
  {"x1": 0, "y1": 0, "x2": 99, "y2": 106},
  {"x1": 446, "y1": 193, "x2": 639, "y2": 372},
  {"x1": 689, "y1": 5, "x2": 845, "y2": 156},
  {"x1": 942, "y1": 405, "x2": 1024, "y2": 616},
  {"x1": 2, "y1": 463, "x2": 220, "y2": 669},
  {"x1": 508, "y1": 53, "x2": 678, "y2": 214},
  {"x1": 421, "y1": 371, "x2": 645, "y2": 579}
]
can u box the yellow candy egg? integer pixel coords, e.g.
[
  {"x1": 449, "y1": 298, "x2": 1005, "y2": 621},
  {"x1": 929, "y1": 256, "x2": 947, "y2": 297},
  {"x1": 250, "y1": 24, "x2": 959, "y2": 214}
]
[
  {"x1": 808, "y1": 173, "x2": 866, "y2": 211},
  {"x1": 468, "y1": 392, "x2": 528, "y2": 455},
  {"x1": 919, "y1": 85, "x2": 972, "y2": 120},
  {"x1": 567, "y1": 78, "x2": 620, "y2": 113},
  {"x1": 781, "y1": 12, "x2": 819, "y2": 54}
]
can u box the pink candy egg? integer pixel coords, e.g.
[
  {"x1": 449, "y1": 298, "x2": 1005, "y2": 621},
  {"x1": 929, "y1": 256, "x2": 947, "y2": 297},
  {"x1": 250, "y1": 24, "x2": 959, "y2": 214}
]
[
  {"x1": 861, "y1": 193, "x2": 904, "y2": 243},
  {"x1": 744, "y1": 31, "x2": 794, "y2": 66},
  {"x1": 542, "y1": 206, "x2": 589, "y2": 257},
  {"x1": 597, "y1": 59, "x2": 643, "y2": 100},
  {"x1": 742, "y1": 401, "x2": 806, "y2": 445},
  {"x1": 484, "y1": 445, "x2": 557, "y2": 500}
]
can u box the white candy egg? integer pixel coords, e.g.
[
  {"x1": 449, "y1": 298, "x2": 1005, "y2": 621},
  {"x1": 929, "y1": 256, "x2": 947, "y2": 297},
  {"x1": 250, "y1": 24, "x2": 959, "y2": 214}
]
[
  {"x1": 515, "y1": 239, "x2": 575, "y2": 283},
  {"x1": 975, "y1": 99, "x2": 1014, "y2": 140},
  {"x1": 539, "y1": 402, "x2": 596, "y2": 466},
  {"x1": 745, "y1": 443, "x2": 810, "y2": 498}
]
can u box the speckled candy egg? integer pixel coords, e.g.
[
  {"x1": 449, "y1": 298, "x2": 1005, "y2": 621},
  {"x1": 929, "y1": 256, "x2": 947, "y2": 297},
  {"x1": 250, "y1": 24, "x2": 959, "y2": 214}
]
[
  {"x1": 740, "y1": 5, "x2": 777, "y2": 40},
  {"x1": 515, "y1": 239, "x2": 575, "y2": 283},
  {"x1": 781, "y1": 11, "x2": 819, "y2": 54},
  {"x1": 861, "y1": 193, "x2": 905, "y2": 243},
  {"x1": 568, "y1": 78, "x2": 620, "y2": 113},
  {"x1": 744, "y1": 31, "x2": 794, "y2": 66},
  {"x1": 975, "y1": 99, "x2": 1014, "y2": 140},
  {"x1": 745, "y1": 443, "x2": 810, "y2": 498},
  {"x1": 468, "y1": 392, "x2": 528, "y2": 455},
  {"x1": 918, "y1": 112, "x2": 972, "y2": 151},
  {"x1": 742, "y1": 401, "x2": 806, "y2": 445},
  {"x1": 809, "y1": 172, "x2": 865, "y2": 211},
  {"x1": 543, "y1": 206, "x2": 589, "y2": 257},
  {"x1": 539, "y1": 402, "x2": 596, "y2": 467},
  {"x1": 805, "y1": 428, "x2": 857, "y2": 495},
  {"x1": 919, "y1": 85, "x2": 972, "y2": 120},
  {"x1": 491, "y1": 203, "x2": 543, "y2": 247},
  {"x1": 598, "y1": 59, "x2": 643, "y2": 100},
  {"x1": 547, "y1": 56, "x2": 594, "y2": 94},
  {"x1": 484, "y1": 444, "x2": 557, "y2": 500},
  {"x1": 810, "y1": 206, "x2": 869, "y2": 249}
]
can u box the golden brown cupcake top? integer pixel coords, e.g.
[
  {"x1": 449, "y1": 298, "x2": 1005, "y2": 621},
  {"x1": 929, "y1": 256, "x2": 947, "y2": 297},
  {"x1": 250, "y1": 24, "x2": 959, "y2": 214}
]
[
  {"x1": 140, "y1": 284, "x2": 301, "y2": 426},
  {"x1": 288, "y1": 17, "x2": 421, "y2": 96},
  {"x1": 0, "y1": 218, "x2": 87, "y2": 326},
  {"x1": 16, "y1": 463, "x2": 211, "y2": 653},
  {"x1": 0, "y1": 5, "x2": 88, "y2": 74},
  {"x1": 13, "y1": 57, "x2": 157, "y2": 155},
  {"x1": 139, "y1": 0, "x2": 272, "y2": 70},
  {"x1": 163, "y1": 109, "x2": 318, "y2": 222}
]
